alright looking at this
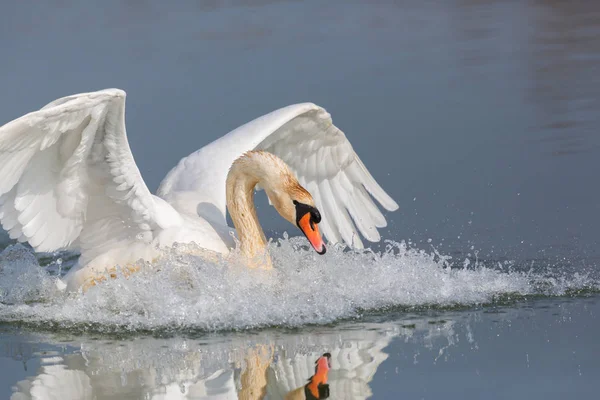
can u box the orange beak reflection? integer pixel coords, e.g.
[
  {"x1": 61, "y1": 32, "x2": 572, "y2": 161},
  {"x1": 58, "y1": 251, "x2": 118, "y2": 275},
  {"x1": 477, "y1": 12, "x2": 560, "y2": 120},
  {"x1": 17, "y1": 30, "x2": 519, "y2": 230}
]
[
  {"x1": 305, "y1": 353, "x2": 331, "y2": 399},
  {"x1": 298, "y1": 213, "x2": 326, "y2": 255}
]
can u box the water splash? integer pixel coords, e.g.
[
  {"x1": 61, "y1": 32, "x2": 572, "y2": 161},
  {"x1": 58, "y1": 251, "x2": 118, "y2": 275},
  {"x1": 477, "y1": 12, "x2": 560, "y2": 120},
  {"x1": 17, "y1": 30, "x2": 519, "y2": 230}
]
[{"x1": 0, "y1": 237, "x2": 597, "y2": 333}]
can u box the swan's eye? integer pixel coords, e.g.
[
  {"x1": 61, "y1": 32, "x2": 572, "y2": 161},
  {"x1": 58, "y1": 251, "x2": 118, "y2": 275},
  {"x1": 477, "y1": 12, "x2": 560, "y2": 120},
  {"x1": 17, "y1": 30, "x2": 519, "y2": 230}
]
[{"x1": 310, "y1": 209, "x2": 321, "y2": 223}]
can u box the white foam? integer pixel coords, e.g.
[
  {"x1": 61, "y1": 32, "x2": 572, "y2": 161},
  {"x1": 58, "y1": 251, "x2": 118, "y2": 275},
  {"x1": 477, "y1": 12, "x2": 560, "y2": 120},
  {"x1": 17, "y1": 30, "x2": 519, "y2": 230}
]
[{"x1": 0, "y1": 238, "x2": 597, "y2": 332}]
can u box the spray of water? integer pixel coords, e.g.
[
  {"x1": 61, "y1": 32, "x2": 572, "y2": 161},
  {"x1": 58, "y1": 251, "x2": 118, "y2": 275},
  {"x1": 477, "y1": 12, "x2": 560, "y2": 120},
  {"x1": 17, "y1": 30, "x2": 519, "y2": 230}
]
[{"x1": 0, "y1": 237, "x2": 597, "y2": 333}]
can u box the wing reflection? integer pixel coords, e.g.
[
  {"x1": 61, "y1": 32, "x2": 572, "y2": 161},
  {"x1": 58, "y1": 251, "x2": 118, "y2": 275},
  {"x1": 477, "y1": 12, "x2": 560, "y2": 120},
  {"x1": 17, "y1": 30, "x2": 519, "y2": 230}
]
[{"x1": 8, "y1": 318, "x2": 461, "y2": 399}]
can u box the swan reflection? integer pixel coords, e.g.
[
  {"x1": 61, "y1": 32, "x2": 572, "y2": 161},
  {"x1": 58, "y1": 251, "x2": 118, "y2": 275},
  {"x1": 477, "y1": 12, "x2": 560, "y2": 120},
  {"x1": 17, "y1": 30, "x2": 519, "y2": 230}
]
[{"x1": 7, "y1": 318, "x2": 462, "y2": 399}]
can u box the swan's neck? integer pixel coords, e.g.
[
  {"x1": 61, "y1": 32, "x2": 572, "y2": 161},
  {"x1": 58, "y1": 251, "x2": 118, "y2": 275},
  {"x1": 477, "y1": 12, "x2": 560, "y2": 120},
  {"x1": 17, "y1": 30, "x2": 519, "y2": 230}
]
[
  {"x1": 226, "y1": 152, "x2": 280, "y2": 268},
  {"x1": 226, "y1": 173, "x2": 268, "y2": 264}
]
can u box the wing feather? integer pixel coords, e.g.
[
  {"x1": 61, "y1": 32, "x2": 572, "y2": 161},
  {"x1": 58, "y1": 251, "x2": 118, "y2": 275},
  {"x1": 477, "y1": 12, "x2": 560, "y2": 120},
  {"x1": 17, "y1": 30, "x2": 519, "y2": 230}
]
[
  {"x1": 1, "y1": 195, "x2": 21, "y2": 232},
  {"x1": 0, "y1": 89, "x2": 162, "y2": 264},
  {"x1": 354, "y1": 184, "x2": 387, "y2": 228},
  {"x1": 327, "y1": 177, "x2": 363, "y2": 248},
  {"x1": 257, "y1": 107, "x2": 397, "y2": 247},
  {"x1": 158, "y1": 103, "x2": 398, "y2": 248},
  {"x1": 316, "y1": 180, "x2": 342, "y2": 245}
]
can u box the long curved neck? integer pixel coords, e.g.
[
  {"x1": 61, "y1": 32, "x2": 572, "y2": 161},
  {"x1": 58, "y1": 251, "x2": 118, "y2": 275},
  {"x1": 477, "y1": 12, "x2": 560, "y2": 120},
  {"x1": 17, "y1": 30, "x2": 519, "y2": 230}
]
[{"x1": 226, "y1": 152, "x2": 279, "y2": 267}]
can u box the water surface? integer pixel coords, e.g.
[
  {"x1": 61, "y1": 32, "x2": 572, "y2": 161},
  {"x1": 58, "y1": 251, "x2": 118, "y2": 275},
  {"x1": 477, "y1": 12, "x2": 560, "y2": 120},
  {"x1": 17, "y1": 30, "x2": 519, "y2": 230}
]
[
  {"x1": 1, "y1": 0, "x2": 599, "y2": 398},
  {"x1": 1, "y1": 297, "x2": 598, "y2": 399}
]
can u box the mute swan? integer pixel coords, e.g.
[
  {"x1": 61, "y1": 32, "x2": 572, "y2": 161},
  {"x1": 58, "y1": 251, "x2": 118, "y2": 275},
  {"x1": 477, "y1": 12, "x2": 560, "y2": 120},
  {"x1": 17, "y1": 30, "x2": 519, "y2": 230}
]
[
  {"x1": 0, "y1": 89, "x2": 398, "y2": 291},
  {"x1": 12, "y1": 327, "x2": 393, "y2": 399}
]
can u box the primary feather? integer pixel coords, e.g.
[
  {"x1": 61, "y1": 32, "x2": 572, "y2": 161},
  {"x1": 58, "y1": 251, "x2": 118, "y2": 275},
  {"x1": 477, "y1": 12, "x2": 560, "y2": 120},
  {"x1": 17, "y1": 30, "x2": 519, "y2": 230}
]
[{"x1": 0, "y1": 89, "x2": 160, "y2": 265}]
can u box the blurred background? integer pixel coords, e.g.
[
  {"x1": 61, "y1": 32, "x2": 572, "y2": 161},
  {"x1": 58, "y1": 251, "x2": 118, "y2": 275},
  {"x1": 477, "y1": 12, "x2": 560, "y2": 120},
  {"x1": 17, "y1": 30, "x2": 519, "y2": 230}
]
[{"x1": 1, "y1": 0, "x2": 599, "y2": 265}]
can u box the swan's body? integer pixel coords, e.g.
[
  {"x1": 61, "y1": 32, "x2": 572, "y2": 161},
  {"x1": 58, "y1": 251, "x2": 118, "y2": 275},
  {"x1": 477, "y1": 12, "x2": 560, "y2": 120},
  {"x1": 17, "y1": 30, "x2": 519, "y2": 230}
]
[{"x1": 0, "y1": 89, "x2": 398, "y2": 291}]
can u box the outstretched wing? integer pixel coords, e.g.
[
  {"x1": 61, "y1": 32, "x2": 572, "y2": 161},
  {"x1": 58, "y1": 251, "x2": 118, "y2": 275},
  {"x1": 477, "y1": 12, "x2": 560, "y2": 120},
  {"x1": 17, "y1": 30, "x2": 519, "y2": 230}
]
[
  {"x1": 158, "y1": 103, "x2": 398, "y2": 249},
  {"x1": 0, "y1": 89, "x2": 162, "y2": 265}
]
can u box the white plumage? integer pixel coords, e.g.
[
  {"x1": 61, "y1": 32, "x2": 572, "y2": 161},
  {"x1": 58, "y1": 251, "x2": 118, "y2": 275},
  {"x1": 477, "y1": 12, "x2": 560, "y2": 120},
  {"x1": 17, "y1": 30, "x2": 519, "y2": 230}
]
[{"x1": 0, "y1": 89, "x2": 398, "y2": 289}]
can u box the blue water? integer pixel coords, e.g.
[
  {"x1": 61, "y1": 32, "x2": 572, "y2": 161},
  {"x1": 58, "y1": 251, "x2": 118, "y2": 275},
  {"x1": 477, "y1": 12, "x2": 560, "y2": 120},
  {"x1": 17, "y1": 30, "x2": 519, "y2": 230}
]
[
  {"x1": 1, "y1": 0, "x2": 599, "y2": 398},
  {"x1": 1, "y1": 297, "x2": 598, "y2": 398}
]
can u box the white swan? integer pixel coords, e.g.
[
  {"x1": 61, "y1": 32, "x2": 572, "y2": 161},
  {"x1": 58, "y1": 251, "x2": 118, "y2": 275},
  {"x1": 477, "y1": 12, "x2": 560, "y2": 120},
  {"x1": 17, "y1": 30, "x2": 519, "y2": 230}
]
[
  {"x1": 11, "y1": 325, "x2": 396, "y2": 399},
  {"x1": 0, "y1": 89, "x2": 398, "y2": 291}
]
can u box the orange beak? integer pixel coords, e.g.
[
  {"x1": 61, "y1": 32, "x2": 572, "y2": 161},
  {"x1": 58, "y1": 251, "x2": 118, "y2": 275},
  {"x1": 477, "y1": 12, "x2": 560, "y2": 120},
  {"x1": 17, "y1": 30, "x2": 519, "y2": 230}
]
[
  {"x1": 315, "y1": 354, "x2": 331, "y2": 373},
  {"x1": 298, "y1": 212, "x2": 326, "y2": 255},
  {"x1": 305, "y1": 353, "x2": 331, "y2": 399}
]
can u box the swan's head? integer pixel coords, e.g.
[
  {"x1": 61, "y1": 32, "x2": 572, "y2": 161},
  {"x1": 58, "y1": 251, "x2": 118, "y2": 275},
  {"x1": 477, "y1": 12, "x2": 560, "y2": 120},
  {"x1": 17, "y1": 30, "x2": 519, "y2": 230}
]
[
  {"x1": 228, "y1": 150, "x2": 327, "y2": 255},
  {"x1": 266, "y1": 180, "x2": 326, "y2": 255}
]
